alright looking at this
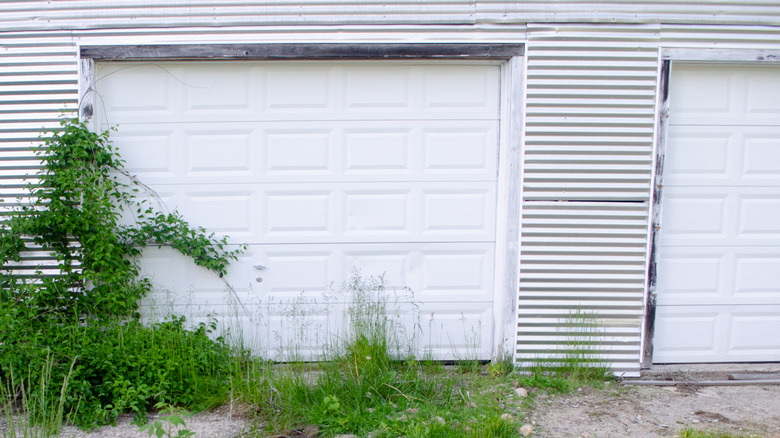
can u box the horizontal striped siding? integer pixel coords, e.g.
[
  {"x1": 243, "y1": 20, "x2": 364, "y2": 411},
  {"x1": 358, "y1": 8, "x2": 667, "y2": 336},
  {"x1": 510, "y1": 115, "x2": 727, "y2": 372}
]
[
  {"x1": 1, "y1": 1, "x2": 476, "y2": 29},
  {"x1": 2, "y1": 1, "x2": 780, "y2": 31},
  {"x1": 0, "y1": 41, "x2": 79, "y2": 279},
  {"x1": 479, "y1": 1, "x2": 780, "y2": 26},
  {"x1": 517, "y1": 24, "x2": 660, "y2": 377}
]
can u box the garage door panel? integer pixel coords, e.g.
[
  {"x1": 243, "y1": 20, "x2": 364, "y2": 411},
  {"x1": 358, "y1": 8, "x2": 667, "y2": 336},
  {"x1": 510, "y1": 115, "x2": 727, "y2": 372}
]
[
  {"x1": 99, "y1": 64, "x2": 177, "y2": 117},
  {"x1": 183, "y1": 67, "x2": 253, "y2": 113},
  {"x1": 656, "y1": 63, "x2": 780, "y2": 363},
  {"x1": 345, "y1": 191, "x2": 410, "y2": 234},
  {"x1": 99, "y1": 62, "x2": 500, "y2": 124},
  {"x1": 137, "y1": 243, "x2": 496, "y2": 360},
  {"x1": 422, "y1": 188, "x2": 495, "y2": 236},
  {"x1": 654, "y1": 305, "x2": 780, "y2": 363},
  {"x1": 665, "y1": 126, "x2": 780, "y2": 187},
  {"x1": 734, "y1": 255, "x2": 780, "y2": 301},
  {"x1": 418, "y1": 302, "x2": 493, "y2": 360},
  {"x1": 185, "y1": 130, "x2": 255, "y2": 176},
  {"x1": 264, "y1": 129, "x2": 333, "y2": 174},
  {"x1": 173, "y1": 300, "x2": 491, "y2": 362},
  {"x1": 664, "y1": 127, "x2": 731, "y2": 180},
  {"x1": 660, "y1": 187, "x2": 780, "y2": 246},
  {"x1": 183, "y1": 191, "x2": 257, "y2": 236},
  {"x1": 140, "y1": 243, "x2": 495, "y2": 303},
  {"x1": 738, "y1": 196, "x2": 780, "y2": 237},
  {"x1": 670, "y1": 64, "x2": 780, "y2": 127},
  {"x1": 264, "y1": 190, "x2": 334, "y2": 237},
  {"x1": 669, "y1": 66, "x2": 736, "y2": 122},
  {"x1": 112, "y1": 129, "x2": 178, "y2": 179},
  {"x1": 655, "y1": 251, "x2": 725, "y2": 303},
  {"x1": 110, "y1": 120, "x2": 498, "y2": 183},
  {"x1": 419, "y1": 248, "x2": 495, "y2": 301},
  {"x1": 99, "y1": 61, "x2": 502, "y2": 361},
  {"x1": 659, "y1": 192, "x2": 729, "y2": 241},
  {"x1": 741, "y1": 133, "x2": 780, "y2": 178},
  {"x1": 657, "y1": 246, "x2": 780, "y2": 306},
  {"x1": 744, "y1": 68, "x2": 780, "y2": 118},
  {"x1": 344, "y1": 66, "x2": 411, "y2": 110},
  {"x1": 265, "y1": 66, "x2": 332, "y2": 112},
  {"x1": 653, "y1": 307, "x2": 724, "y2": 363},
  {"x1": 152, "y1": 182, "x2": 496, "y2": 244},
  {"x1": 728, "y1": 307, "x2": 780, "y2": 359}
]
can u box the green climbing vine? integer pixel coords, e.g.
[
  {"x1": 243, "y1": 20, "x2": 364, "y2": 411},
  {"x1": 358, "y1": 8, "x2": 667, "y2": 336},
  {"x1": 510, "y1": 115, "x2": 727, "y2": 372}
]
[{"x1": 0, "y1": 118, "x2": 244, "y2": 319}]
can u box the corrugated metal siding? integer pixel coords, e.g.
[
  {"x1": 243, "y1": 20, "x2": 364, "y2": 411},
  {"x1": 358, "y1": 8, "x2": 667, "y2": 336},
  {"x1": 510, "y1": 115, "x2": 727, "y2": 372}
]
[
  {"x1": 0, "y1": 40, "x2": 79, "y2": 279},
  {"x1": 3, "y1": 0, "x2": 780, "y2": 31},
  {"x1": 1, "y1": 1, "x2": 477, "y2": 30},
  {"x1": 516, "y1": 24, "x2": 660, "y2": 377},
  {"x1": 478, "y1": 1, "x2": 780, "y2": 26},
  {"x1": 660, "y1": 24, "x2": 780, "y2": 46}
]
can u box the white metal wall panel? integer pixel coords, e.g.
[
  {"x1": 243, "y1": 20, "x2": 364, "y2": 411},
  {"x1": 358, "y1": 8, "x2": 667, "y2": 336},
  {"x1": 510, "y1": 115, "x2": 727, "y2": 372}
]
[
  {"x1": 0, "y1": 1, "x2": 477, "y2": 30},
  {"x1": 516, "y1": 24, "x2": 660, "y2": 376},
  {"x1": 654, "y1": 64, "x2": 780, "y2": 363},
  {"x1": 477, "y1": 1, "x2": 780, "y2": 26},
  {"x1": 94, "y1": 61, "x2": 502, "y2": 360},
  {"x1": 3, "y1": 1, "x2": 780, "y2": 31},
  {"x1": 0, "y1": 40, "x2": 79, "y2": 279},
  {"x1": 660, "y1": 24, "x2": 780, "y2": 47}
]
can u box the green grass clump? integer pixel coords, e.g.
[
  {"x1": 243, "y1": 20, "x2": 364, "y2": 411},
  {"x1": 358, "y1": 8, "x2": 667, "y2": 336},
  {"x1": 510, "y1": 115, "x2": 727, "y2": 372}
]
[
  {"x1": 516, "y1": 309, "x2": 614, "y2": 393},
  {"x1": 679, "y1": 427, "x2": 759, "y2": 438},
  {"x1": 231, "y1": 274, "x2": 526, "y2": 438}
]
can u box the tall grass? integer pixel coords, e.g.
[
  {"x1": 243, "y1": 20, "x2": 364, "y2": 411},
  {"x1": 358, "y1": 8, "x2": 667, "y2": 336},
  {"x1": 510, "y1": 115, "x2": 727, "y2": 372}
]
[
  {"x1": 230, "y1": 273, "x2": 525, "y2": 438},
  {"x1": 517, "y1": 309, "x2": 612, "y2": 391},
  {"x1": 1, "y1": 352, "x2": 76, "y2": 438}
]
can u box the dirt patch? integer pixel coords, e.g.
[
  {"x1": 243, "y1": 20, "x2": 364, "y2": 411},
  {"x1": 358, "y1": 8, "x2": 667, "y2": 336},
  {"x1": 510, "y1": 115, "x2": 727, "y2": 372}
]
[
  {"x1": 54, "y1": 383, "x2": 780, "y2": 438},
  {"x1": 529, "y1": 383, "x2": 780, "y2": 438}
]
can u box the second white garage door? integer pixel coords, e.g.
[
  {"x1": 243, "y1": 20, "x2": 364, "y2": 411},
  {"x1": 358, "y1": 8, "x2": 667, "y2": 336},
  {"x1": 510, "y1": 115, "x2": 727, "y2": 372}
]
[
  {"x1": 654, "y1": 63, "x2": 780, "y2": 363},
  {"x1": 95, "y1": 61, "x2": 505, "y2": 360}
]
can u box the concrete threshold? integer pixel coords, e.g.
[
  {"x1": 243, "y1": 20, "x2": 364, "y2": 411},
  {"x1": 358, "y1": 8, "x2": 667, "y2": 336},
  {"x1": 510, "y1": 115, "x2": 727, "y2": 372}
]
[
  {"x1": 625, "y1": 363, "x2": 780, "y2": 386},
  {"x1": 626, "y1": 379, "x2": 780, "y2": 386}
]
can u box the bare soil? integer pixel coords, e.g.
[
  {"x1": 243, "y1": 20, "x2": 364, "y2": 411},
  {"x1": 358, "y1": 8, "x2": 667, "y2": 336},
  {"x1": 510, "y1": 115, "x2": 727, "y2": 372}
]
[
  {"x1": 529, "y1": 382, "x2": 780, "y2": 438},
  {"x1": 49, "y1": 367, "x2": 780, "y2": 437}
]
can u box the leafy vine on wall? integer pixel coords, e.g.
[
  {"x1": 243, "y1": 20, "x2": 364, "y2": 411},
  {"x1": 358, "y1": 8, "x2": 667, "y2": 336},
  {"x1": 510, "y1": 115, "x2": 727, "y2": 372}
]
[{"x1": 0, "y1": 119, "x2": 245, "y2": 320}]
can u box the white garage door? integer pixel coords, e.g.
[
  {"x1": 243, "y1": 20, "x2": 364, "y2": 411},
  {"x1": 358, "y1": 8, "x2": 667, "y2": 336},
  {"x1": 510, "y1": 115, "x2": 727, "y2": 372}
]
[
  {"x1": 654, "y1": 64, "x2": 780, "y2": 363},
  {"x1": 95, "y1": 61, "x2": 504, "y2": 360}
]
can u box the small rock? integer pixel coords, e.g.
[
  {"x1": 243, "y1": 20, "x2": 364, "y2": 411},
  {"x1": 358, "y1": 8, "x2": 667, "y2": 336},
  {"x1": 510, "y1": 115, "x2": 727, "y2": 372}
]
[
  {"x1": 500, "y1": 413, "x2": 512, "y2": 420},
  {"x1": 405, "y1": 408, "x2": 419, "y2": 415},
  {"x1": 580, "y1": 433, "x2": 591, "y2": 438},
  {"x1": 515, "y1": 387, "x2": 529, "y2": 398},
  {"x1": 520, "y1": 424, "x2": 533, "y2": 436},
  {"x1": 433, "y1": 416, "x2": 445, "y2": 425}
]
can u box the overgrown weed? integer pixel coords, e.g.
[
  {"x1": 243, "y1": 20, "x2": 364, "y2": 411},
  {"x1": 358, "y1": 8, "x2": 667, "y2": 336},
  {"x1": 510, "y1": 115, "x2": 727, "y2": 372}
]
[{"x1": 232, "y1": 273, "x2": 526, "y2": 438}]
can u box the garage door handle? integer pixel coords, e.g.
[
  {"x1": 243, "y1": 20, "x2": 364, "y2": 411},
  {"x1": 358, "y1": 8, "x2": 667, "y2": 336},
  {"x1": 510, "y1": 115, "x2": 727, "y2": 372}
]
[{"x1": 254, "y1": 264, "x2": 266, "y2": 282}]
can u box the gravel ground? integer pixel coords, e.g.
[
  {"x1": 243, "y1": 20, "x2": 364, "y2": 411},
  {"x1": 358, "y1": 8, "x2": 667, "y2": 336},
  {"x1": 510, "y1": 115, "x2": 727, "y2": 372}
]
[
  {"x1": 530, "y1": 382, "x2": 780, "y2": 438},
  {"x1": 7, "y1": 367, "x2": 780, "y2": 437}
]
